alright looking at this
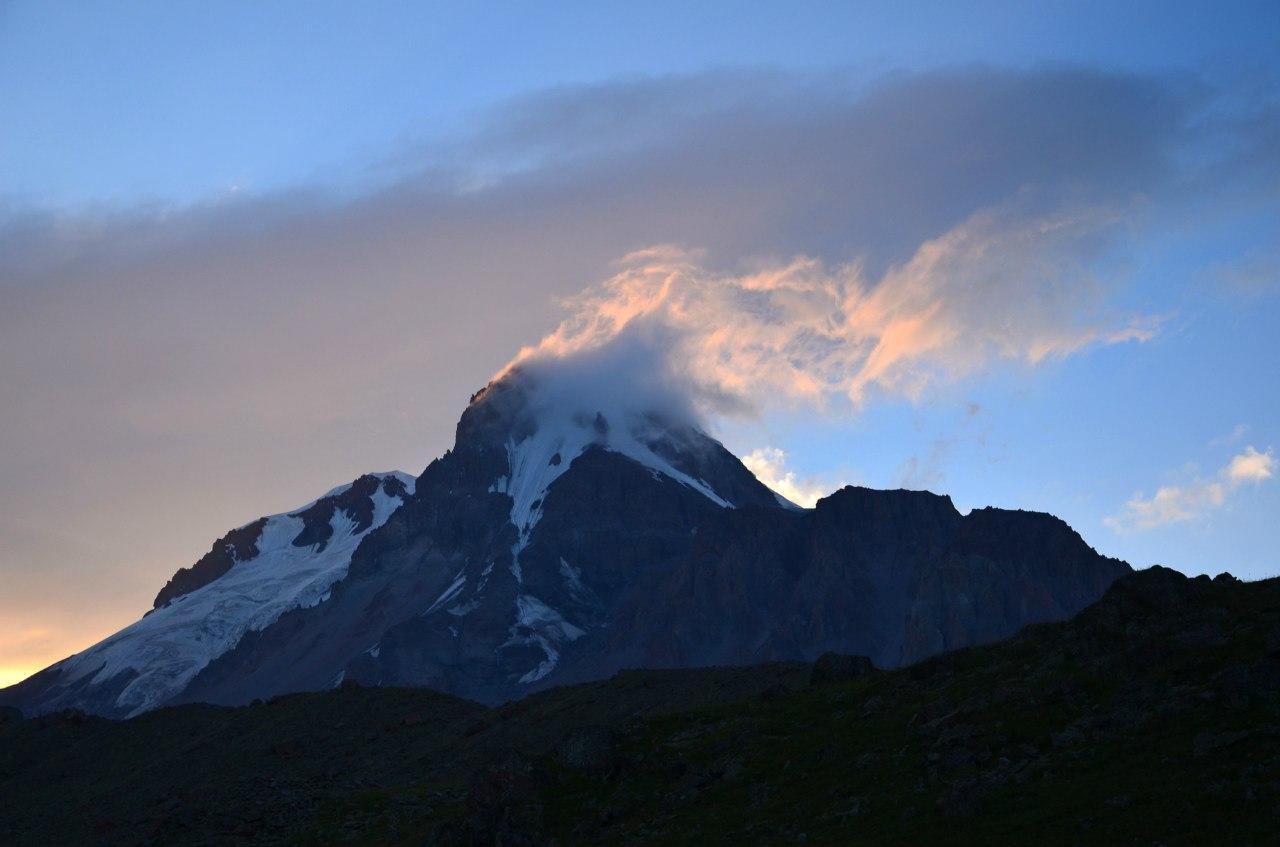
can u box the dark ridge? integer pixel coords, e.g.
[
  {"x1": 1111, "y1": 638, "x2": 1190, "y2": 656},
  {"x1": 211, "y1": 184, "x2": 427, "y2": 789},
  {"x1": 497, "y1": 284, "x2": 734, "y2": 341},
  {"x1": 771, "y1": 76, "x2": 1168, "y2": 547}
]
[
  {"x1": 814, "y1": 485, "x2": 961, "y2": 529},
  {"x1": 150, "y1": 517, "x2": 269, "y2": 610},
  {"x1": 289, "y1": 474, "x2": 383, "y2": 551}
]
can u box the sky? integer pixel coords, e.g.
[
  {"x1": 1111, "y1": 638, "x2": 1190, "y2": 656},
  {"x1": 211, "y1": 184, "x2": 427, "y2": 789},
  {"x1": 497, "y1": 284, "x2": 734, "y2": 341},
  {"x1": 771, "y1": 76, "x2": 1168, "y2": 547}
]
[{"x1": 1, "y1": 1, "x2": 1278, "y2": 687}]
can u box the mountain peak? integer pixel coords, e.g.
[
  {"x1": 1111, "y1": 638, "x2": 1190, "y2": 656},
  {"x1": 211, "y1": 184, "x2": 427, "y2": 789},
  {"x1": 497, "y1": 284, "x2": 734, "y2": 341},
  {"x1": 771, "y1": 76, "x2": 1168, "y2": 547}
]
[
  {"x1": 459, "y1": 368, "x2": 781, "y2": 542},
  {"x1": 2, "y1": 376, "x2": 1130, "y2": 717}
]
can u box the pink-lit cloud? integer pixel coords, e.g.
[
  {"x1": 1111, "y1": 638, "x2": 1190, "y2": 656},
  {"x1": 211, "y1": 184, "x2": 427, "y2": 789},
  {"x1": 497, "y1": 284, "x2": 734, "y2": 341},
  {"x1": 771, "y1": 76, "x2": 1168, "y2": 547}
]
[
  {"x1": 507, "y1": 200, "x2": 1157, "y2": 420},
  {"x1": 1106, "y1": 445, "x2": 1275, "y2": 532}
]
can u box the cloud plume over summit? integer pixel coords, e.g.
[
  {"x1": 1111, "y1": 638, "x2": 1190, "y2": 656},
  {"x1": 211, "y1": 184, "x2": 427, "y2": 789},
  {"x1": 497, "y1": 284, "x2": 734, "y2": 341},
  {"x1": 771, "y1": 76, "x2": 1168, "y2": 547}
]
[{"x1": 506, "y1": 196, "x2": 1156, "y2": 427}]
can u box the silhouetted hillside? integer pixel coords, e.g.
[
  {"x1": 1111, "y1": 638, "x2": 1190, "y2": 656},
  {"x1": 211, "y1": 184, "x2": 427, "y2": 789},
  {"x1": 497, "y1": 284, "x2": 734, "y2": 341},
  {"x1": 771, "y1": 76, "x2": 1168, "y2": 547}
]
[{"x1": 2, "y1": 566, "x2": 1276, "y2": 845}]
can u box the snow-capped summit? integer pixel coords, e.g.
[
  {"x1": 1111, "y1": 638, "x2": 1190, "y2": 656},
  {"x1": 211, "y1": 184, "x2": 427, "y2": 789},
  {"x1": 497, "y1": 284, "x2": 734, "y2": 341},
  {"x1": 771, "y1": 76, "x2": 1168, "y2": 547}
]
[
  {"x1": 1, "y1": 370, "x2": 1129, "y2": 717},
  {"x1": 464, "y1": 368, "x2": 781, "y2": 575}
]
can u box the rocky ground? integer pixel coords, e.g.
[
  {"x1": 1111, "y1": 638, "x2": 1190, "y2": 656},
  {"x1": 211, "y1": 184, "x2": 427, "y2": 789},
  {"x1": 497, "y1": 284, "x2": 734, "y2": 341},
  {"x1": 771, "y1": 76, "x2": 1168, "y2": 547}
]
[{"x1": 2, "y1": 565, "x2": 1278, "y2": 845}]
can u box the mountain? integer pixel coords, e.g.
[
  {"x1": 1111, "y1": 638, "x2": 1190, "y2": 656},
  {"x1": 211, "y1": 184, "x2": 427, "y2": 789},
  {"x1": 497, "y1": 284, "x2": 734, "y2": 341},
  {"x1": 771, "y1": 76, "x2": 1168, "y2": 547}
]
[
  {"x1": 2, "y1": 567, "x2": 1275, "y2": 846},
  {"x1": 0, "y1": 368, "x2": 1129, "y2": 718}
]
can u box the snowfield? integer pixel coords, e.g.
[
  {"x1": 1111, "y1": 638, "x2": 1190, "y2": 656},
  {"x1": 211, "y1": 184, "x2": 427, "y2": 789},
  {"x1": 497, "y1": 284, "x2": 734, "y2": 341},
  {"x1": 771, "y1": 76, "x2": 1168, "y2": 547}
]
[{"x1": 44, "y1": 472, "x2": 414, "y2": 717}]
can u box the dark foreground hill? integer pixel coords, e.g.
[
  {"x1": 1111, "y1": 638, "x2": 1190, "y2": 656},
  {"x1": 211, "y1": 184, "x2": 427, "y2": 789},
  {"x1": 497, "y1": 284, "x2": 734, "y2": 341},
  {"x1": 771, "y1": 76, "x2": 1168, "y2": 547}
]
[{"x1": 3, "y1": 566, "x2": 1278, "y2": 846}]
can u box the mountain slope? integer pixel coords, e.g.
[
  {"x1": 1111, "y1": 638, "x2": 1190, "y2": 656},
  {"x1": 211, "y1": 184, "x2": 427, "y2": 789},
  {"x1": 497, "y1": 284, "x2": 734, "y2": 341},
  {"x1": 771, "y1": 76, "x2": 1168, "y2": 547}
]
[
  {"x1": 2, "y1": 368, "x2": 1129, "y2": 716},
  {"x1": 1, "y1": 472, "x2": 414, "y2": 719}
]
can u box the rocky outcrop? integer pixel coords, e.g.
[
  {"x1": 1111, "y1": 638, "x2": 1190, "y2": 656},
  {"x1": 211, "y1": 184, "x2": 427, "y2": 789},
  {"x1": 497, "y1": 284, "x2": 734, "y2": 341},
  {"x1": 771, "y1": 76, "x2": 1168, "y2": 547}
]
[
  {"x1": 149, "y1": 474, "x2": 413, "y2": 610},
  {"x1": 151, "y1": 517, "x2": 269, "y2": 609},
  {"x1": 288, "y1": 474, "x2": 407, "y2": 551}
]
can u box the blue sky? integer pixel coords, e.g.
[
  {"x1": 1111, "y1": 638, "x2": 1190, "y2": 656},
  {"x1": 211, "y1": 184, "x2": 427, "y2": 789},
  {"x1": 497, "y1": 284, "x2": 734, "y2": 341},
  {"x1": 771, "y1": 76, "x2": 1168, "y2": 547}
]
[
  {"x1": 1, "y1": 1, "x2": 1278, "y2": 684},
  {"x1": 5, "y1": 1, "x2": 1278, "y2": 205}
]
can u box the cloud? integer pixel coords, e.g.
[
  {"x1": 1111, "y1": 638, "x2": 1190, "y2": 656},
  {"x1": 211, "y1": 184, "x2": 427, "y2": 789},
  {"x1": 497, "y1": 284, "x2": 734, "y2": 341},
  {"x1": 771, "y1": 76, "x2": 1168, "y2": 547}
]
[
  {"x1": 1106, "y1": 445, "x2": 1275, "y2": 532},
  {"x1": 507, "y1": 198, "x2": 1156, "y2": 420},
  {"x1": 0, "y1": 65, "x2": 1276, "y2": 665},
  {"x1": 741, "y1": 447, "x2": 842, "y2": 508},
  {"x1": 1210, "y1": 423, "x2": 1250, "y2": 447},
  {"x1": 898, "y1": 439, "x2": 955, "y2": 491},
  {"x1": 1227, "y1": 445, "x2": 1276, "y2": 482}
]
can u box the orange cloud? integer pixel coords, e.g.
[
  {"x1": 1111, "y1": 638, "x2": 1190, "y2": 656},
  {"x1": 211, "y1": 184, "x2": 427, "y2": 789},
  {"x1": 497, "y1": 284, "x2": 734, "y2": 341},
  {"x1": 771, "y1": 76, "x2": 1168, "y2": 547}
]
[{"x1": 506, "y1": 201, "x2": 1156, "y2": 417}]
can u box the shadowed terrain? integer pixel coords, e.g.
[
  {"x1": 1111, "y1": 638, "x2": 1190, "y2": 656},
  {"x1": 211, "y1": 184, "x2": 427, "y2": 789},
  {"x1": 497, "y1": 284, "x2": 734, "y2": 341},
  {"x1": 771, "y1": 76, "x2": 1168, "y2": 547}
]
[{"x1": 2, "y1": 565, "x2": 1277, "y2": 845}]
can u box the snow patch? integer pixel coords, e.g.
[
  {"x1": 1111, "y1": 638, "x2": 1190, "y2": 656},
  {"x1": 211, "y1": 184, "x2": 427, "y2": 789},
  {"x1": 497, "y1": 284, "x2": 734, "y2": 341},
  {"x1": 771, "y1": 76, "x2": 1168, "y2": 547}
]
[
  {"x1": 516, "y1": 595, "x2": 585, "y2": 642},
  {"x1": 447, "y1": 599, "x2": 481, "y2": 616},
  {"x1": 423, "y1": 572, "x2": 467, "y2": 616},
  {"x1": 507, "y1": 594, "x2": 585, "y2": 684},
  {"x1": 559, "y1": 558, "x2": 584, "y2": 592},
  {"x1": 497, "y1": 413, "x2": 733, "y2": 576},
  {"x1": 558, "y1": 557, "x2": 598, "y2": 605}
]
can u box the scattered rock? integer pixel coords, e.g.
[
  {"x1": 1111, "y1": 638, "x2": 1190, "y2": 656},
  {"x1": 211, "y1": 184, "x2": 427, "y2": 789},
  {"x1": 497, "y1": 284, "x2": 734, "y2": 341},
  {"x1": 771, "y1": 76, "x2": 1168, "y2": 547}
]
[{"x1": 810, "y1": 653, "x2": 876, "y2": 686}]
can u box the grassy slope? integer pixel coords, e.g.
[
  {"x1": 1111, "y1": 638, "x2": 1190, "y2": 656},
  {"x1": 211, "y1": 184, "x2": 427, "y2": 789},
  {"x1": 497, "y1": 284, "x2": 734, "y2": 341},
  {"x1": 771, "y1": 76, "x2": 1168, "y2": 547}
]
[{"x1": 2, "y1": 567, "x2": 1278, "y2": 845}]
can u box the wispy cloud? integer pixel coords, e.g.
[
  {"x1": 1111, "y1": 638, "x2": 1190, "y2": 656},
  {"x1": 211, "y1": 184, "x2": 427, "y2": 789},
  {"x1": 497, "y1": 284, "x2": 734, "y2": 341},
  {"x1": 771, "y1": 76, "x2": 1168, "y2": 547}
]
[
  {"x1": 1106, "y1": 445, "x2": 1275, "y2": 532},
  {"x1": 1210, "y1": 423, "x2": 1251, "y2": 447}
]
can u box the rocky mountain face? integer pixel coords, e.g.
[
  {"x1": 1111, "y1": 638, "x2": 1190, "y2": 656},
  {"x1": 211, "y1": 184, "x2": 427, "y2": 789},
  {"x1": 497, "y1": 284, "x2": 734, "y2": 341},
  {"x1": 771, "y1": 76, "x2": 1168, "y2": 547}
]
[{"x1": 0, "y1": 370, "x2": 1129, "y2": 718}]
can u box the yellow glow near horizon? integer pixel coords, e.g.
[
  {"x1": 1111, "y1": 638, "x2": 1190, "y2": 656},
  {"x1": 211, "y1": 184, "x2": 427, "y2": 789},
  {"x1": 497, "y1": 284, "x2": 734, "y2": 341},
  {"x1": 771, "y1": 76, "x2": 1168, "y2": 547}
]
[{"x1": 0, "y1": 665, "x2": 41, "y2": 689}]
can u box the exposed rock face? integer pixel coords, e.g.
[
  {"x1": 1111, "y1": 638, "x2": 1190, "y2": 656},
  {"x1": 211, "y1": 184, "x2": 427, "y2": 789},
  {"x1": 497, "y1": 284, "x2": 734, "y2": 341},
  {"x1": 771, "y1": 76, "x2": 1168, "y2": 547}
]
[
  {"x1": 151, "y1": 474, "x2": 413, "y2": 610},
  {"x1": 151, "y1": 517, "x2": 269, "y2": 609},
  {"x1": 1, "y1": 370, "x2": 1129, "y2": 716}
]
